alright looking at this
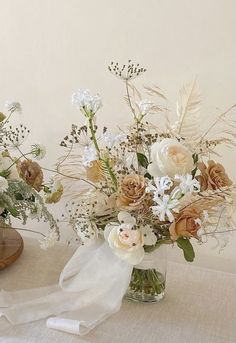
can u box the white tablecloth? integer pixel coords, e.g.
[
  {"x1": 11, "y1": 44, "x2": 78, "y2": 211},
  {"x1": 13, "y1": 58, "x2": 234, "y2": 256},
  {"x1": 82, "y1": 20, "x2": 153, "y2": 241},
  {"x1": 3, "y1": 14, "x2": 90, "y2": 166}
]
[{"x1": 0, "y1": 237, "x2": 235, "y2": 343}]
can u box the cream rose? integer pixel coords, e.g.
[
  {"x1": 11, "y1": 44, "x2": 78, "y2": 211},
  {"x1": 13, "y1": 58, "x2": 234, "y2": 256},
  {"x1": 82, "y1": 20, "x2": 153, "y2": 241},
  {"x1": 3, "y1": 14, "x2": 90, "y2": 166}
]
[
  {"x1": 148, "y1": 139, "x2": 194, "y2": 178},
  {"x1": 104, "y1": 211, "x2": 157, "y2": 265}
]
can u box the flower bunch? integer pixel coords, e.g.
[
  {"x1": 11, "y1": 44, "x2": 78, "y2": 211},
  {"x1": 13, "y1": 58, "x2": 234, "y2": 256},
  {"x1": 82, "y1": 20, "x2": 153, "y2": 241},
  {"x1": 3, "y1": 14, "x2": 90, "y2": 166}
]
[
  {"x1": 57, "y1": 61, "x2": 236, "y2": 264},
  {"x1": 0, "y1": 101, "x2": 60, "y2": 246}
]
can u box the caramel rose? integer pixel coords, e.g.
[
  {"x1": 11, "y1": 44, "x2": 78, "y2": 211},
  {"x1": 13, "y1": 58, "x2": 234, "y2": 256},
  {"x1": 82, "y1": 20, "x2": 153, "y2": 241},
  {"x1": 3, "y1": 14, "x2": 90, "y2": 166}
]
[
  {"x1": 116, "y1": 174, "x2": 146, "y2": 210},
  {"x1": 18, "y1": 159, "x2": 43, "y2": 192},
  {"x1": 169, "y1": 207, "x2": 201, "y2": 241},
  {"x1": 197, "y1": 160, "x2": 232, "y2": 191}
]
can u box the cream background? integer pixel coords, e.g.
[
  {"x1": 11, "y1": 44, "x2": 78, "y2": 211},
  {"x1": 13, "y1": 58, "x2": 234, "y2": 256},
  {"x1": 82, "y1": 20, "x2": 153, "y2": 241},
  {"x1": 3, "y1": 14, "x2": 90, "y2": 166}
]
[{"x1": 0, "y1": 0, "x2": 235, "y2": 271}]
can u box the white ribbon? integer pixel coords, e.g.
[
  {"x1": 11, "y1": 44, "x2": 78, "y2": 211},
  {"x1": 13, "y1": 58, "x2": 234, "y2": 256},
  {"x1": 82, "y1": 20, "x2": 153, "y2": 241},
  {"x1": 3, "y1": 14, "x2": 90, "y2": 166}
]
[{"x1": 0, "y1": 239, "x2": 133, "y2": 335}]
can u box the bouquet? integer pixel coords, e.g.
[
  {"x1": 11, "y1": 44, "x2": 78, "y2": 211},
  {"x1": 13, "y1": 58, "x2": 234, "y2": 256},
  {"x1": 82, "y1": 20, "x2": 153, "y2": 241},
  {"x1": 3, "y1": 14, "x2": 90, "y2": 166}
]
[
  {"x1": 1, "y1": 62, "x2": 236, "y2": 336},
  {"x1": 0, "y1": 101, "x2": 60, "y2": 248},
  {"x1": 57, "y1": 60, "x2": 236, "y2": 301}
]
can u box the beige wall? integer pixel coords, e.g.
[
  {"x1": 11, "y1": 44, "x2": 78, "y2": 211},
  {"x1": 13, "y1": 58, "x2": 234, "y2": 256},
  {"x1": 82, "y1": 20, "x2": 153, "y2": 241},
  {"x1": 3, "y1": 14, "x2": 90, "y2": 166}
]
[{"x1": 0, "y1": 0, "x2": 235, "y2": 270}]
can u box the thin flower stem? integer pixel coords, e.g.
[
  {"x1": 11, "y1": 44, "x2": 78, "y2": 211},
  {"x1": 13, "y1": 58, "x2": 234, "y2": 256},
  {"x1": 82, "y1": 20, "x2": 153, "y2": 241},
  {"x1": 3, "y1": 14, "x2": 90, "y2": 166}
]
[
  {"x1": 0, "y1": 226, "x2": 46, "y2": 237},
  {"x1": 5, "y1": 151, "x2": 32, "y2": 171},
  {"x1": 88, "y1": 117, "x2": 100, "y2": 156},
  {"x1": 103, "y1": 158, "x2": 118, "y2": 190},
  {"x1": 201, "y1": 104, "x2": 236, "y2": 140},
  {"x1": 203, "y1": 229, "x2": 236, "y2": 235},
  {"x1": 42, "y1": 167, "x2": 98, "y2": 189},
  {"x1": 125, "y1": 80, "x2": 137, "y2": 119},
  {"x1": 87, "y1": 114, "x2": 118, "y2": 189},
  {"x1": 15, "y1": 145, "x2": 99, "y2": 190}
]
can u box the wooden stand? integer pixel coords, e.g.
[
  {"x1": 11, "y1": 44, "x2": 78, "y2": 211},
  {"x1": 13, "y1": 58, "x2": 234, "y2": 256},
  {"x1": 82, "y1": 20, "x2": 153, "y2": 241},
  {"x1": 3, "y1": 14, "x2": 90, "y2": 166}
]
[{"x1": 0, "y1": 228, "x2": 24, "y2": 269}]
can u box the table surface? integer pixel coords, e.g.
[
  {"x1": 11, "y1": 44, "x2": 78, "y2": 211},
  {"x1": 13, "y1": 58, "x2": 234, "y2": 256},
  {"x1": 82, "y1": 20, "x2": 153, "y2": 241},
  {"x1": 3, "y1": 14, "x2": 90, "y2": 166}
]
[{"x1": 0, "y1": 237, "x2": 235, "y2": 343}]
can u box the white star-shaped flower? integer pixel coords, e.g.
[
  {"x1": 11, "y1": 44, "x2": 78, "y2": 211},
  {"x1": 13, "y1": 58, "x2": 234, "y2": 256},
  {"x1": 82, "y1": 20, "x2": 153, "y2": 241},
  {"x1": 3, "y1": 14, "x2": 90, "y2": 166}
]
[
  {"x1": 146, "y1": 176, "x2": 173, "y2": 196},
  {"x1": 152, "y1": 194, "x2": 179, "y2": 222},
  {"x1": 175, "y1": 174, "x2": 200, "y2": 194},
  {"x1": 81, "y1": 146, "x2": 98, "y2": 167}
]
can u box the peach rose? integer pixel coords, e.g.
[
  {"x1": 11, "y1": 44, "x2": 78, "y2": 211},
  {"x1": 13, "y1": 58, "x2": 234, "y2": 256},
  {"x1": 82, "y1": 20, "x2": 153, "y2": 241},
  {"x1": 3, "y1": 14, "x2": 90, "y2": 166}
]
[
  {"x1": 169, "y1": 207, "x2": 201, "y2": 241},
  {"x1": 116, "y1": 174, "x2": 146, "y2": 210},
  {"x1": 197, "y1": 160, "x2": 232, "y2": 191}
]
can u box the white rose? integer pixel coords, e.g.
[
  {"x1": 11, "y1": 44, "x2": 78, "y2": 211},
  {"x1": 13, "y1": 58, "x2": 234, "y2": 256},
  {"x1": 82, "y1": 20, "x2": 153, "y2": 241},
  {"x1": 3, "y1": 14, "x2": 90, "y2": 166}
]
[
  {"x1": 0, "y1": 153, "x2": 20, "y2": 180},
  {"x1": 148, "y1": 139, "x2": 194, "y2": 178},
  {"x1": 104, "y1": 211, "x2": 157, "y2": 265}
]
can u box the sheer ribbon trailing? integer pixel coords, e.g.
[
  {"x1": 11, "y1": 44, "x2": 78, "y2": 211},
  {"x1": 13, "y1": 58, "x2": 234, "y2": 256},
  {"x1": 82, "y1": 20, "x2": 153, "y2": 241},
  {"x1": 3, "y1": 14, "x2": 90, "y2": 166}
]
[{"x1": 0, "y1": 240, "x2": 133, "y2": 335}]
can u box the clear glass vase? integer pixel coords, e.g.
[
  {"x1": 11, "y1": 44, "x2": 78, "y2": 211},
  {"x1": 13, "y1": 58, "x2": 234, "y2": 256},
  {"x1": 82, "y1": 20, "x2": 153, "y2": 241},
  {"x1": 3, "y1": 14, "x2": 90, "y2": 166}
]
[{"x1": 126, "y1": 245, "x2": 167, "y2": 303}]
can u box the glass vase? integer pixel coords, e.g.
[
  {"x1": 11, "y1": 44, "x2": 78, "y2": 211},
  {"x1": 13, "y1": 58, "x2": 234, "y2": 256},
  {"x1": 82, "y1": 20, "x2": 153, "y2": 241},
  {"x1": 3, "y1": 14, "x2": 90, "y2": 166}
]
[{"x1": 126, "y1": 245, "x2": 167, "y2": 303}]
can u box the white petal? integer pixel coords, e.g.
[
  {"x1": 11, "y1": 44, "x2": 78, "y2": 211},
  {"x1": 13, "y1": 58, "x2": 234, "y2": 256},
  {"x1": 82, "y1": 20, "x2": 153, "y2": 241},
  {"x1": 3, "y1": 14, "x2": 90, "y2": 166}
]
[
  {"x1": 114, "y1": 247, "x2": 145, "y2": 265},
  {"x1": 118, "y1": 211, "x2": 136, "y2": 226},
  {"x1": 104, "y1": 223, "x2": 117, "y2": 241},
  {"x1": 147, "y1": 162, "x2": 162, "y2": 177},
  {"x1": 142, "y1": 226, "x2": 157, "y2": 246}
]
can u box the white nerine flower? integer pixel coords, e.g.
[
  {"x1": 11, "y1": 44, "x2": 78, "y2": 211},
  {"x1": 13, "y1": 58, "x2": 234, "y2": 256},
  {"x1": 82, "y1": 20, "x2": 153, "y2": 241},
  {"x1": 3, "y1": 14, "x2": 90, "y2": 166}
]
[
  {"x1": 148, "y1": 139, "x2": 194, "y2": 177},
  {"x1": 137, "y1": 99, "x2": 154, "y2": 115},
  {"x1": 31, "y1": 144, "x2": 46, "y2": 160},
  {"x1": 175, "y1": 174, "x2": 200, "y2": 194},
  {"x1": 4, "y1": 101, "x2": 22, "y2": 113},
  {"x1": 81, "y1": 146, "x2": 98, "y2": 167},
  {"x1": 146, "y1": 176, "x2": 173, "y2": 196},
  {"x1": 152, "y1": 194, "x2": 179, "y2": 222},
  {"x1": 39, "y1": 231, "x2": 58, "y2": 250},
  {"x1": 104, "y1": 211, "x2": 157, "y2": 265},
  {"x1": 72, "y1": 89, "x2": 102, "y2": 115},
  {"x1": 0, "y1": 176, "x2": 8, "y2": 193},
  {"x1": 102, "y1": 132, "x2": 125, "y2": 149}
]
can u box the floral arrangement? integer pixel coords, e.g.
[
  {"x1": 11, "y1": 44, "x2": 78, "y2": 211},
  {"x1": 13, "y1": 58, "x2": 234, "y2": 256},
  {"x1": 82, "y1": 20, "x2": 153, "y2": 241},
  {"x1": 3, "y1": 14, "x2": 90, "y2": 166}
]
[
  {"x1": 1, "y1": 62, "x2": 236, "y2": 335},
  {"x1": 56, "y1": 61, "x2": 236, "y2": 300},
  {"x1": 0, "y1": 101, "x2": 61, "y2": 248}
]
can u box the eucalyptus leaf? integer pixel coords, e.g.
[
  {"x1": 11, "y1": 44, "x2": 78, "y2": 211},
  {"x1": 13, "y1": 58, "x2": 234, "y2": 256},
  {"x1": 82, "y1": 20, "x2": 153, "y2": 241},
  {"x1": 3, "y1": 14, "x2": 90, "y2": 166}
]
[
  {"x1": 177, "y1": 237, "x2": 195, "y2": 262},
  {"x1": 137, "y1": 152, "x2": 149, "y2": 169}
]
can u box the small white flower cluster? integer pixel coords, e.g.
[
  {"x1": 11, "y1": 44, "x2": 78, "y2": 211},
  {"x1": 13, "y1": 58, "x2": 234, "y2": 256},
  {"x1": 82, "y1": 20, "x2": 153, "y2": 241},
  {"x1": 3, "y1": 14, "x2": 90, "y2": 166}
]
[
  {"x1": 0, "y1": 176, "x2": 8, "y2": 193},
  {"x1": 5, "y1": 100, "x2": 22, "y2": 113},
  {"x1": 29, "y1": 203, "x2": 43, "y2": 220},
  {"x1": 147, "y1": 174, "x2": 200, "y2": 223},
  {"x1": 39, "y1": 231, "x2": 59, "y2": 250},
  {"x1": 137, "y1": 99, "x2": 154, "y2": 115},
  {"x1": 72, "y1": 89, "x2": 102, "y2": 116},
  {"x1": 31, "y1": 144, "x2": 46, "y2": 160}
]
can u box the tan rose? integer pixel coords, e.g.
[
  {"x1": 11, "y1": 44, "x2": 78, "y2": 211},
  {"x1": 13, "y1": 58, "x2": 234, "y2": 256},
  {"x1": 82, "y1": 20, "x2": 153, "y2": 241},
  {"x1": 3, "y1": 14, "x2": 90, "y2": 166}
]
[
  {"x1": 197, "y1": 160, "x2": 232, "y2": 191},
  {"x1": 86, "y1": 160, "x2": 105, "y2": 183},
  {"x1": 169, "y1": 207, "x2": 201, "y2": 241},
  {"x1": 116, "y1": 174, "x2": 146, "y2": 210},
  {"x1": 18, "y1": 159, "x2": 43, "y2": 192}
]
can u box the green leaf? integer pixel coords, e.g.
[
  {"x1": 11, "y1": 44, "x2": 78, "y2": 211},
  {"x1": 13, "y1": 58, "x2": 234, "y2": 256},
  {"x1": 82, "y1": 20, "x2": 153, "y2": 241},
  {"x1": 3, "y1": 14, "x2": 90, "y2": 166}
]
[
  {"x1": 177, "y1": 237, "x2": 195, "y2": 262},
  {"x1": 137, "y1": 153, "x2": 149, "y2": 169},
  {"x1": 8, "y1": 207, "x2": 19, "y2": 217},
  {"x1": 192, "y1": 153, "x2": 199, "y2": 164},
  {"x1": 0, "y1": 170, "x2": 10, "y2": 178}
]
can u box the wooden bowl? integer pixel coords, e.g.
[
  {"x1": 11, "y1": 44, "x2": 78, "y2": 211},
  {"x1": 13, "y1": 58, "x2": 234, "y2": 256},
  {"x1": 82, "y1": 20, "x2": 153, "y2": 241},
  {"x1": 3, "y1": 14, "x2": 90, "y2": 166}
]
[{"x1": 0, "y1": 228, "x2": 24, "y2": 269}]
